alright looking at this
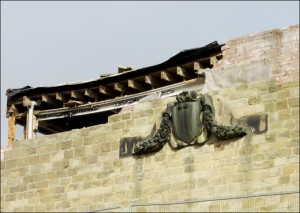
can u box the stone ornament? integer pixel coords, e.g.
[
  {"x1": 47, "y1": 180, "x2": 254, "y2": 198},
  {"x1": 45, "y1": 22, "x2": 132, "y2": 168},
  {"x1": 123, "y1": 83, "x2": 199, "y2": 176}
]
[{"x1": 133, "y1": 90, "x2": 247, "y2": 155}]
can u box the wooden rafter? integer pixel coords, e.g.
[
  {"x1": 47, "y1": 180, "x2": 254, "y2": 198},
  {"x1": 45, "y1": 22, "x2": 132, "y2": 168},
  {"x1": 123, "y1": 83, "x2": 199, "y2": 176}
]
[
  {"x1": 42, "y1": 95, "x2": 61, "y2": 107},
  {"x1": 56, "y1": 92, "x2": 68, "y2": 102},
  {"x1": 145, "y1": 75, "x2": 164, "y2": 88},
  {"x1": 64, "y1": 100, "x2": 83, "y2": 107},
  {"x1": 161, "y1": 71, "x2": 178, "y2": 83},
  {"x1": 176, "y1": 67, "x2": 196, "y2": 79},
  {"x1": 128, "y1": 79, "x2": 147, "y2": 91},
  {"x1": 210, "y1": 56, "x2": 218, "y2": 65},
  {"x1": 84, "y1": 89, "x2": 97, "y2": 99},
  {"x1": 193, "y1": 62, "x2": 201, "y2": 71},
  {"x1": 114, "y1": 83, "x2": 130, "y2": 94},
  {"x1": 71, "y1": 90, "x2": 85, "y2": 101},
  {"x1": 99, "y1": 86, "x2": 118, "y2": 97}
]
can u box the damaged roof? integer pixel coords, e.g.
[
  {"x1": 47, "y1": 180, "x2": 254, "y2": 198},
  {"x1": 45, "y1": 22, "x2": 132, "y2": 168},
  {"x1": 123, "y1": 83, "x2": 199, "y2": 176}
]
[
  {"x1": 6, "y1": 41, "x2": 223, "y2": 137},
  {"x1": 7, "y1": 41, "x2": 223, "y2": 100}
]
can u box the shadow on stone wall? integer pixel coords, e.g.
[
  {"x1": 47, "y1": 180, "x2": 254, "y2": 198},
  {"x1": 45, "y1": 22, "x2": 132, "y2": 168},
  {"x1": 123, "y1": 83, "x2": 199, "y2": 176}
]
[{"x1": 119, "y1": 113, "x2": 268, "y2": 158}]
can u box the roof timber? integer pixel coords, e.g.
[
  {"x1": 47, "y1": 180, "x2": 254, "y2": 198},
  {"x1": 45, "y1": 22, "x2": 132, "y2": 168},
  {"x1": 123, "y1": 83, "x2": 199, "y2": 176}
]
[
  {"x1": 6, "y1": 41, "x2": 223, "y2": 137},
  {"x1": 161, "y1": 71, "x2": 180, "y2": 83},
  {"x1": 128, "y1": 79, "x2": 148, "y2": 92},
  {"x1": 7, "y1": 59, "x2": 221, "y2": 116},
  {"x1": 145, "y1": 75, "x2": 165, "y2": 88},
  {"x1": 7, "y1": 60, "x2": 218, "y2": 115},
  {"x1": 114, "y1": 82, "x2": 132, "y2": 95},
  {"x1": 7, "y1": 42, "x2": 222, "y2": 100},
  {"x1": 71, "y1": 90, "x2": 85, "y2": 102},
  {"x1": 177, "y1": 67, "x2": 197, "y2": 80},
  {"x1": 84, "y1": 89, "x2": 97, "y2": 99},
  {"x1": 36, "y1": 78, "x2": 204, "y2": 122},
  {"x1": 99, "y1": 85, "x2": 118, "y2": 97},
  {"x1": 56, "y1": 92, "x2": 69, "y2": 102},
  {"x1": 42, "y1": 95, "x2": 61, "y2": 107}
]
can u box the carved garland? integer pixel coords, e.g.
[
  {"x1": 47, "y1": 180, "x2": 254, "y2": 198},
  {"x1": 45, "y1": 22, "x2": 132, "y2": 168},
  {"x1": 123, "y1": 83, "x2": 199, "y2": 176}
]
[{"x1": 133, "y1": 90, "x2": 247, "y2": 155}]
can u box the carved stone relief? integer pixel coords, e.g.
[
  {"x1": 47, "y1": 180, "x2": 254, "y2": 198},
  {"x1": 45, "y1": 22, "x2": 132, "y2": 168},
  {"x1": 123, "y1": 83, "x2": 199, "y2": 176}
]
[{"x1": 133, "y1": 90, "x2": 248, "y2": 155}]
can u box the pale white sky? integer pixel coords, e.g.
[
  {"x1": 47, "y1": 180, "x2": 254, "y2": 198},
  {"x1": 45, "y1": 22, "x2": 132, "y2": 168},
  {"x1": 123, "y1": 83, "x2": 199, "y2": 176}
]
[{"x1": 1, "y1": 1, "x2": 299, "y2": 146}]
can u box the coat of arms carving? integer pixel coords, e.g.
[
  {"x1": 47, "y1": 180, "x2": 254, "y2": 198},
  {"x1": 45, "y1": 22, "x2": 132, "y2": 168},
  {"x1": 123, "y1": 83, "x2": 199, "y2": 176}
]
[{"x1": 133, "y1": 90, "x2": 247, "y2": 155}]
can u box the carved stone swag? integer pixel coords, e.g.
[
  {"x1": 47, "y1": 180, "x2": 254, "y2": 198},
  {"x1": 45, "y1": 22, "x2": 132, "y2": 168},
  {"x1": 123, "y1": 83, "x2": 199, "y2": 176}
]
[{"x1": 133, "y1": 90, "x2": 247, "y2": 155}]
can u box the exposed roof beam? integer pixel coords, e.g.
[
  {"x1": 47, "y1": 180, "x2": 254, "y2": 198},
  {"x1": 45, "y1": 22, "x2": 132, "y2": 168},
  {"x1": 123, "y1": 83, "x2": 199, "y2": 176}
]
[
  {"x1": 37, "y1": 78, "x2": 203, "y2": 121},
  {"x1": 193, "y1": 62, "x2": 201, "y2": 71},
  {"x1": 161, "y1": 71, "x2": 178, "y2": 83},
  {"x1": 84, "y1": 89, "x2": 97, "y2": 99},
  {"x1": 42, "y1": 95, "x2": 61, "y2": 107},
  {"x1": 114, "y1": 82, "x2": 131, "y2": 94},
  {"x1": 71, "y1": 90, "x2": 85, "y2": 101},
  {"x1": 64, "y1": 100, "x2": 83, "y2": 107},
  {"x1": 176, "y1": 67, "x2": 197, "y2": 79},
  {"x1": 99, "y1": 86, "x2": 118, "y2": 97},
  {"x1": 128, "y1": 79, "x2": 147, "y2": 92},
  {"x1": 56, "y1": 92, "x2": 68, "y2": 102},
  {"x1": 6, "y1": 104, "x2": 18, "y2": 117},
  {"x1": 210, "y1": 56, "x2": 218, "y2": 66},
  {"x1": 145, "y1": 75, "x2": 164, "y2": 88}
]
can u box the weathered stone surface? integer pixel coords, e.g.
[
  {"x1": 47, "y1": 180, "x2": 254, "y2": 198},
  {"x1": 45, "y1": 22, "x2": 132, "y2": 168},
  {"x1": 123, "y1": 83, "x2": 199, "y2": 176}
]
[{"x1": 1, "y1": 25, "x2": 299, "y2": 212}]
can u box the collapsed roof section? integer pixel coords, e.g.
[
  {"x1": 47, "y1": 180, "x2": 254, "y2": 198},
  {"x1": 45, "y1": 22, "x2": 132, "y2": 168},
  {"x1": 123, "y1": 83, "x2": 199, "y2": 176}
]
[{"x1": 6, "y1": 41, "x2": 223, "y2": 143}]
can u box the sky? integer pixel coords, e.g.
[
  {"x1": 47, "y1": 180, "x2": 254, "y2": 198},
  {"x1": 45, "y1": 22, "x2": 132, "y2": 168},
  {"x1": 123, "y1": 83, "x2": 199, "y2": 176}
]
[{"x1": 1, "y1": 1, "x2": 299, "y2": 146}]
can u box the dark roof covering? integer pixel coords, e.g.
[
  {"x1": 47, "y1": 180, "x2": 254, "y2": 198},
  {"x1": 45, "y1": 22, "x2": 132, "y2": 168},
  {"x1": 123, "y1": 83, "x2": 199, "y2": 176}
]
[{"x1": 6, "y1": 41, "x2": 223, "y2": 100}]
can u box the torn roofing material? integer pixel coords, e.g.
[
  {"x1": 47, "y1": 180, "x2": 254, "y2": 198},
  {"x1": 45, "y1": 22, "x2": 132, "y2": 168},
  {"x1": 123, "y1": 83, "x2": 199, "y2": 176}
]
[{"x1": 6, "y1": 41, "x2": 223, "y2": 100}]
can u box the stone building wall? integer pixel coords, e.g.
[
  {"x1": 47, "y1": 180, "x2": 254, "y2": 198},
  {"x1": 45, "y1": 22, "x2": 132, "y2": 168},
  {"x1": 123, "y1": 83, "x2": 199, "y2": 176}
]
[
  {"x1": 1, "y1": 25, "x2": 299, "y2": 212},
  {"x1": 218, "y1": 24, "x2": 299, "y2": 83}
]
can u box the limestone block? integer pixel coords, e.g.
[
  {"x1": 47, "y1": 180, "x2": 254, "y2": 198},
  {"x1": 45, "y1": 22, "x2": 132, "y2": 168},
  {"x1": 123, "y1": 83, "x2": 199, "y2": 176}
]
[
  {"x1": 292, "y1": 147, "x2": 299, "y2": 155},
  {"x1": 122, "y1": 113, "x2": 131, "y2": 120},
  {"x1": 112, "y1": 121, "x2": 125, "y2": 130},
  {"x1": 17, "y1": 157, "x2": 28, "y2": 167},
  {"x1": 248, "y1": 96, "x2": 262, "y2": 105},
  {"x1": 54, "y1": 201, "x2": 70, "y2": 210},
  {"x1": 133, "y1": 117, "x2": 149, "y2": 127},
  {"x1": 33, "y1": 173, "x2": 47, "y2": 182},
  {"x1": 276, "y1": 89, "x2": 289, "y2": 99},
  {"x1": 72, "y1": 175, "x2": 85, "y2": 183},
  {"x1": 3, "y1": 150, "x2": 14, "y2": 161},
  {"x1": 283, "y1": 80, "x2": 299, "y2": 88},
  {"x1": 67, "y1": 169, "x2": 76, "y2": 177},
  {"x1": 63, "y1": 150, "x2": 73, "y2": 160},
  {"x1": 80, "y1": 128, "x2": 90, "y2": 137},
  {"x1": 108, "y1": 114, "x2": 122, "y2": 123},
  {"x1": 289, "y1": 97, "x2": 299, "y2": 107},
  {"x1": 92, "y1": 194, "x2": 103, "y2": 202},
  {"x1": 39, "y1": 153, "x2": 50, "y2": 164},
  {"x1": 125, "y1": 119, "x2": 134, "y2": 127},
  {"x1": 261, "y1": 93, "x2": 277, "y2": 102},
  {"x1": 5, "y1": 159, "x2": 17, "y2": 169},
  {"x1": 86, "y1": 155, "x2": 98, "y2": 164},
  {"x1": 51, "y1": 150, "x2": 64, "y2": 162},
  {"x1": 275, "y1": 99, "x2": 288, "y2": 111},
  {"x1": 26, "y1": 147, "x2": 36, "y2": 155},
  {"x1": 100, "y1": 143, "x2": 111, "y2": 153},
  {"x1": 286, "y1": 156, "x2": 299, "y2": 163},
  {"x1": 29, "y1": 155, "x2": 39, "y2": 165},
  {"x1": 46, "y1": 143, "x2": 56, "y2": 152},
  {"x1": 74, "y1": 147, "x2": 85, "y2": 158},
  {"x1": 269, "y1": 84, "x2": 282, "y2": 92},
  {"x1": 290, "y1": 130, "x2": 299, "y2": 139},
  {"x1": 107, "y1": 130, "x2": 122, "y2": 141},
  {"x1": 283, "y1": 164, "x2": 298, "y2": 175},
  {"x1": 36, "y1": 180, "x2": 48, "y2": 189}
]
